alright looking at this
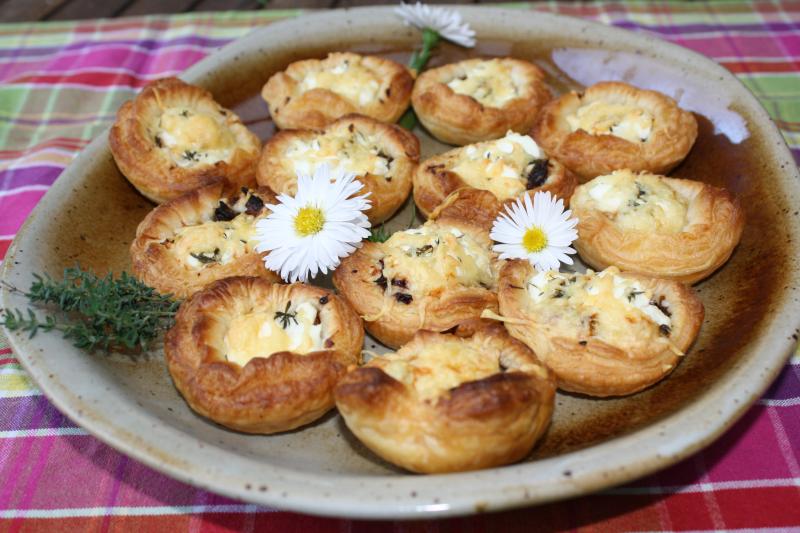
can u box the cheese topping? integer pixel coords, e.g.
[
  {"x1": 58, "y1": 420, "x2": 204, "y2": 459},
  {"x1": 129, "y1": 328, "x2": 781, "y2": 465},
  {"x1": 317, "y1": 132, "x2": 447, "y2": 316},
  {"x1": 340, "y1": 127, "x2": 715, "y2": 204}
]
[
  {"x1": 297, "y1": 56, "x2": 382, "y2": 107},
  {"x1": 566, "y1": 100, "x2": 654, "y2": 143},
  {"x1": 377, "y1": 337, "x2": 499, "y2": 400},
  {"x1": 526, "y1": 267, "x2": 673, "y2": 348},
  {"x1": 452, "y1": 131, "x2": 545, "y2": 200},
  {"x1": 157, "y1": 108, "x2": 235, "y2": 167},
  {"x1": 581, "y1": 170, "x2": 688, "y2": 233},
  {"x1": 223, "y1": 301, "x2": 324, "y2": 367},
  {"x1": 285, "y1": 129, "x2": 392, "y2": 181},
  {"x1": 380, "y1": 224, "x2": 495, "y2": 297},
  {"x1": 446, "y1": 59, "x2": 519, "y2": 107}
]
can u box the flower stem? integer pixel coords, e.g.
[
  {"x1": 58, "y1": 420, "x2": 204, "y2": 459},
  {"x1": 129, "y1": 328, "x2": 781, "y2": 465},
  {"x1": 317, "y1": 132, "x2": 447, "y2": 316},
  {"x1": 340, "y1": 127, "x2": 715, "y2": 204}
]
[{"x1": 399, "y1": 28, "x2": 441, "y2": 131}]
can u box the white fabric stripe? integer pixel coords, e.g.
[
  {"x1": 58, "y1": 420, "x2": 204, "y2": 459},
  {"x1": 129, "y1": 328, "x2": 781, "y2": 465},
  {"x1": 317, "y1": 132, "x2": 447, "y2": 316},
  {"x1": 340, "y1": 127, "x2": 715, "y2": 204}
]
[
  {"x1": 766, "y1": 408, "x2": 800, "y2": 477},
  {"x1": 0, "y1": 427, "x2": 88, "y2": 438},
  {"x1": 0, "y1": 185, "x2": 51, "y2": 197},
  {"x1": 758, "y1": 397, "x2": 800, "y2": 407},
  {"x1": 605, "y1": 477, "x2": 800, "y2": 495},
  {"x1": 0, "y1": 367, "x2": 26, "y2": 375},
  {"x1": 0, "y1": 390, "x2": 42, "y2": 399},
  {"x1": 0, "y1": 504, "x2": 276, "y2": 519}
]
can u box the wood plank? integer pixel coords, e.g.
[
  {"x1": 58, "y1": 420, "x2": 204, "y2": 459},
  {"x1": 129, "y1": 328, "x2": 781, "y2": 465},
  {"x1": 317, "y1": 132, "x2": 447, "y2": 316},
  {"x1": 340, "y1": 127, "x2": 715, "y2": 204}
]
[
  {"x1": 335, "y1": 0, "x2": 467, "y2": 6},
  {"x1": 0, "y1": 0, "x2": 71, "y2": 22},
  {"x1": 255, "y1": 0, "x2": 335, "y2": 8},
  {"x1": 190, "y1": 0, "x2": 260, "y2": 11},
  {"x1": 118, "y1": 0, "x2": 198, "y2": 17},
  {"x1": 46, "y1": 0, "x2": 133, "y2": 21}
]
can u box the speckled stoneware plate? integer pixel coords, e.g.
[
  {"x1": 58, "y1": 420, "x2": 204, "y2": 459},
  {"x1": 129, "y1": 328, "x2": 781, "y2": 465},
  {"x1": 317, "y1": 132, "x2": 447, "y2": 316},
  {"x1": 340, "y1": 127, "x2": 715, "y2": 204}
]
[{"x1": 3, "y1": 6, "x2": 800, "y2": 519}]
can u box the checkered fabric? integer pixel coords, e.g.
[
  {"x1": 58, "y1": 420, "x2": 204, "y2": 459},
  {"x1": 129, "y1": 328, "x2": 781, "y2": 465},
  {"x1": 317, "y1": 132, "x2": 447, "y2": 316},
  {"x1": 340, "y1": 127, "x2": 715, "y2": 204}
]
[{"x1": 0, "y1": 2, "x2": 799, "y2": 531}]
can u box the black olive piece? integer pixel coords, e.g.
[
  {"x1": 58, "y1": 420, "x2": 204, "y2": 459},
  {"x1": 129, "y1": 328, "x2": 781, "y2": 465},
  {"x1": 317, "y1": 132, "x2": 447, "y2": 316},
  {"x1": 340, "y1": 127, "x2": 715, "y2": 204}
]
[
  {"x1": 245, "y1": 194, "x2": 264, "y2": 215},
  {"x1": 394, "y1": 293, "x2": 413, "y2": 304},
  {"x1": 659, "y1": 324, "x2": 672, "y2": 337},
  {"x1": 319, "y1": 295, "x2": 329, "y2": 305},
  {"x1": 213, "y1": 201, "x2": 237, "y2": 222},
  {"x1": 391, "y1": 278, "x2": 408, "y2": 289},
  {"x1": 526, "y1": 159, "x2": 549, "y2": 189}
]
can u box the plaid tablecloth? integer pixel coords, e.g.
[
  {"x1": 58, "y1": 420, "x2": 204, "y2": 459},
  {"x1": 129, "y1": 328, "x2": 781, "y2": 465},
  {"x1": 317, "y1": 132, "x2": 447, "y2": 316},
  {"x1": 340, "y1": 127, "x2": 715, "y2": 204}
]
[{"x1": 1, "y1": 2, "x2": 799, "y2": 531}]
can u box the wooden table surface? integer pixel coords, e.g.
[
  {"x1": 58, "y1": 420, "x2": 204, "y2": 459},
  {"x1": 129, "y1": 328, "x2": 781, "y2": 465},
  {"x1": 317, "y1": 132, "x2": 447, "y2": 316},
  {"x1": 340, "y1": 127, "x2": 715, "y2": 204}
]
[{"x1": 0, "y1": 0, "x2": 511, "y2": 23}]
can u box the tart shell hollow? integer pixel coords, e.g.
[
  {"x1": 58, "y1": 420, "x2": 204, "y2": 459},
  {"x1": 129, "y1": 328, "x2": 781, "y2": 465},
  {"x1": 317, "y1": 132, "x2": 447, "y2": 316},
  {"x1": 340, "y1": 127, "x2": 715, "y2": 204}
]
[
  {"x1": 571, "y1": 173, "x2": 745, "y2": 284},
  {"x1": 261, "y1": 52, "x2": 414, "y2": 130},
  {"x1": 334, "y1": 320, "x2": 556, "y2": 474},
  {"x1": 164, "y1": 277, "x2": 364, "y2": 434},
  {"x1": 497, "y1": 261, "x2": 704, "y2": 397},
  {"x1": 532, "y1": 81, "x2": 698, "y2": 181},
  {"x1": 411, "y1": 57, "x2": 552, "y2": 146},
  {"x1": 109, "y1": 77, "x2": 261, "y2": 204},
  {"x1": 130, "y1": 181, "x2": 280, "y2": 299},
  {"x1": 333, "y1": 188, "x2": 503, "y2": 350},
  {"x1": 412, "y1": 140, "x2": 578, "y2": 219},
  {"x1": 256, "y1": 114, "x2": 420, "y2": 224}
]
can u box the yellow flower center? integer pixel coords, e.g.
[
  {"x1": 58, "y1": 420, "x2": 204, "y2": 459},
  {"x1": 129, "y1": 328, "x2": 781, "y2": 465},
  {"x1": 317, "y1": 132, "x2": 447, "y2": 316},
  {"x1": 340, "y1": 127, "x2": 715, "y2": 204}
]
[
  {"x1": 294, "y1": 206, "x2": 325, "y2": 237},
  {"x1": 522, "y1": 227, "x2": 548, "y2": 253}
]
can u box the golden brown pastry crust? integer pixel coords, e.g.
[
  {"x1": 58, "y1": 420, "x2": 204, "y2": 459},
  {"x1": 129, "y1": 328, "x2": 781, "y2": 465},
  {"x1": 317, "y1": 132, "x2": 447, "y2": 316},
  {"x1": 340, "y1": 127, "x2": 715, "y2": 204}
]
[
  {"x1": 497, "y1": 261, "x2": 704, "y2": 396},
  {"x1": 333, "y1": 189, "x2": 503, "y2": 349},
  {"x1": 571, "y1": 172, "x2": 744, "y2": 284},
  {"x1": 109, "y1": 77, "x2": 261, "y2": 203},
  {"x1": 334, "y1": 320, "x2": 555, "y2": 473},
  {"x1": 130, "y1": 181, "x2": 280, "y2": 299},
  {"x1": 411, "y1": 57, "x2": 551, "y2": 146},
  {"x1": 532, "y1": 81, "x2": 698, "y2": 180},
  {"x1": 165, "y1": 277, "x2": 364, "y2": 434},
  {"x1": 256, "y1": 114, "x2": 420, "y2": 224},
  {"x1": 412, "y1": 135, "x2": 577, "y2": 219},
  {"x1": 261, "y1": 52, "x2": 414, "y2": 130}
]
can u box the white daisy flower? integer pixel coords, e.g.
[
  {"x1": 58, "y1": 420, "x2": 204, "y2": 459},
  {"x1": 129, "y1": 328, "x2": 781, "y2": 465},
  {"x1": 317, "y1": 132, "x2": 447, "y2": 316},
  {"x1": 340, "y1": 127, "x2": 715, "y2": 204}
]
[
  {"x1": 490, "y1": 191, "x2": 579, "y2": 272},
  {"x1": 395, "y1": 2, "x2": 476, "y2": 48},
  {"x1": 254, "y1": 165, "x2": 371, "y2": 283}
]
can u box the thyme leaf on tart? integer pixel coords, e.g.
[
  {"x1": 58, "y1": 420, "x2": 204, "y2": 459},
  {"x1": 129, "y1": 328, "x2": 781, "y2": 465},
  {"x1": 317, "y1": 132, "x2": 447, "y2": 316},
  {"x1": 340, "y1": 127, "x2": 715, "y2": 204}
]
[
  {"x1": 1, "y1": 265, "x2": 179, "y2": 352},
  {"x1": 274, "y1": 300, "x2": 299, "y2": 329}
]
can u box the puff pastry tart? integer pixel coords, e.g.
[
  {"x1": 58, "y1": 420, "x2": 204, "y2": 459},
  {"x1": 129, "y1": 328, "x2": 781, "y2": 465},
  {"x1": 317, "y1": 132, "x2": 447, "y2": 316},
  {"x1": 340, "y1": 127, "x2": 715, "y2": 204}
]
[
  {"x1": 333, "y1": 189, "x2": 502, "y2": 349},
  {"x1": 497, "y1": 262, "x2": 704, "y2": 397},
  {"x1": 261, "y1": 52, "x2": 414, "y2": 130},
  {"x1": 165, "y1": 277, "x2": 364, "y2": 434},
  {"x1": 411, "y1": 57, "x2": 551, "y2": 146},
  {"x1": 335, "y1": 320, "x2": 555, "y2": 473},
  {"x1": 571, "y1": 170, "x2": 744, "y2": 284},
  {"x1": 257, "y1": 114, "x2": 420, "y2": 224},
  {"x1": 413, "y1": 130, "x2": 577, "y2": 218},
  {"x1": 109, "y1": 77, "x2": 261, "y2": 203},
  {"x1": 130, "y1": 181, "x2": 280, "y2": 299},
  {"x1": 532, "y1": 81, "x2": 697, "y2": 180}
]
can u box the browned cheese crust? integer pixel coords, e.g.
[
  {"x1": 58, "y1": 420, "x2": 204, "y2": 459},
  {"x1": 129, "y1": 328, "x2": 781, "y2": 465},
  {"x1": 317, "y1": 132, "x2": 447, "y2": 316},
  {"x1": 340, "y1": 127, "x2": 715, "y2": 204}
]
[
  {"x1": 130, "y1": 181, "x2": 280, "y2": 299},
  {"x1": 413, "y1": 133, "x2": 577, "y2": 218},
  {"x1": 334, "y1": 320, "x2": 555, "y2": 473},
  {"x1": 532, "y1": 81, "x2": 698, "y2": 181},
  {"x1": 165, "y1": 277, "x2": 364, "y2": 434},
  {"x1": 333, "y1": 189, "x2": 503, "y2": 349},
  {"x1": 411, "y1": 57, "x2": 552, "y2": 146},
  {"x1": 571, "y1": 170, "x2": 744, "y2": 284},
  {"x1": 261, "y1": 52, "x2": 414, "y2": 130},
  {"x1": 256, "y1": 114, "x2": 420, "y2": 224},
  {"x1": 109, "y1": 77, "x2": 261, "y2": 203},
  {"x1": 497, "y1": 261, "x2": 704, "y2": 396}
]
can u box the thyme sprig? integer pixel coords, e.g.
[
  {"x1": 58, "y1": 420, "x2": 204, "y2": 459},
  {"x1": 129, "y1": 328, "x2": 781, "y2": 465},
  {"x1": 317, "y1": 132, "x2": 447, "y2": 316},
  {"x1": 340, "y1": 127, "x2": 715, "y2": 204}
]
[
  {"x1": 368, "y1": 224, "x2": 390, "y2": 243},
  {"x1": 0, "y1": 266, "x2": 179, "y2": 352},
  {"x1": 274, "y1": 300, "x2": 298, "y2": 329}
]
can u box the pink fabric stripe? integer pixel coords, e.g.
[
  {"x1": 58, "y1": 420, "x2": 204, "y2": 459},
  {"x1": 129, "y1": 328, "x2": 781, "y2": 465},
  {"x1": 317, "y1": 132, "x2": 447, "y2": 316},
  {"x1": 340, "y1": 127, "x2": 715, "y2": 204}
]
[{"x1": 0, "y1": 189, "x2": 48, "y2": 234}]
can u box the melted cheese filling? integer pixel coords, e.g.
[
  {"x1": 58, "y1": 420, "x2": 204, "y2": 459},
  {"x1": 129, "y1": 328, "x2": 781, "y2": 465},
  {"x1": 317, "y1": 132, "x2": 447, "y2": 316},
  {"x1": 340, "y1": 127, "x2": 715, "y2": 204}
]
[
  {"x1": 526, "y1": 267, "x2": 673, "y2": 348},
  {"x1": 378, "y1": 337, "x2": 499, "y2": 400},
  {"x1": 453, "y1": 132, "x2": 544, "y2": 200},
  {"x1": 584, "y1": 170, "x2": 688, "y2": 233},
  {"x1": 285, "y1": 130, "x2": 391, "y2": 179},
  {"x1": 171, "y1": 213, "x2": 257, "y2": 269},
  {"x1": 158, "y1": 108, "x2": 235, "y2": 167},
  {"x1": 566, "y1": 100, "x2": 654, "y2": 143},
  {"x1": 223, "y1": 302, "x2": 324, "y2": 367},
  {"x1": 381, "y1": 225, "x2": 495, "y2": 296},
  {"x1": 298, "y1": 57, "x2": 381, "y2": 107},
  {"x1": 446, "y1": 60, "x2": 519, "y2": 107}
]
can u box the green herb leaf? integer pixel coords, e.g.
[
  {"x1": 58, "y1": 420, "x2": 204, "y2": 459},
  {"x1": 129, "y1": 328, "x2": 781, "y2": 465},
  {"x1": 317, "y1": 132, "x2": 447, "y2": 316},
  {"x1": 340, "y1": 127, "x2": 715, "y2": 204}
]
[{"x1": 368, "y1": 225, "x2": 390, "y2": 243}]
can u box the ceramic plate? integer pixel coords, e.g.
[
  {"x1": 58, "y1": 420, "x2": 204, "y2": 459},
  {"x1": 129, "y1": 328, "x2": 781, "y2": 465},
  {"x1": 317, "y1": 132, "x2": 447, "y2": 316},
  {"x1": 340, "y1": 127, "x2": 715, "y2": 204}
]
[{"x1": 3, "y1": 6, "x2": 800, "y2": 519}]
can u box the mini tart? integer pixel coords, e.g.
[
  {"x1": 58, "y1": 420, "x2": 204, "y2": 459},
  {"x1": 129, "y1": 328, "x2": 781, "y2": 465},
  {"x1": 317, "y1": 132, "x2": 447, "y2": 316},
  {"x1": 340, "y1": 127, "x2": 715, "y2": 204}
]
[
  {"x1": 130, "y1": 181, "x2": 280, "y2": 299},
  {"x1": 411, "y1": 57, "x2": 551, "y2": 146},
  {"x1": 532, "y1": 81, "x2": 698, "y2": 180},
  {"x1": 497, "y1": 262, "x2": 704, "y2": 397},
  {"x1": 256, "y1": 114, "x2": 420, "y2": 224},
  {"x1": 413, "y1": 130, "x2": 577, "y2": 218},
  {"x1": 109, "y1": 77, "x2": 261, "y2": 203},
  {"x1": 335, "y1": 320, "x2": 555, "y2": 473},
  {"x1": 261, "y1": 52, "x2": 414, "y2": 130},
  {"x1": 571, "y1": 169, "x2": 744, "y2": 284},
  {"x1": 333, "y1": 189, "x2": 503, "y2": 349},
  {"x1": 165, "y1": 277, "x2": 364, "y2": 434}
]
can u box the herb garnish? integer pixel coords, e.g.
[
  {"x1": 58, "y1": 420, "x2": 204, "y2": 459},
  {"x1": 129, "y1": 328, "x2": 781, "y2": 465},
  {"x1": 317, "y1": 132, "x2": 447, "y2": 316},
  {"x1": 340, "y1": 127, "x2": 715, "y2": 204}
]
[
  {"x1": 190, "y1": 248, "x2": 220, "y2": 264},
  {"x1": 1, "y1": 266, "x2": 179, "y2": 352},
  {"x1": 182, "y1": 150, "x2": 199, "y2": 162},
  {"x1": 274, "y1": 300, "x2": 298, "y2": 329},
  {"x1": 368, "y1": 224, "x2": 390, "y2": 243}
]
